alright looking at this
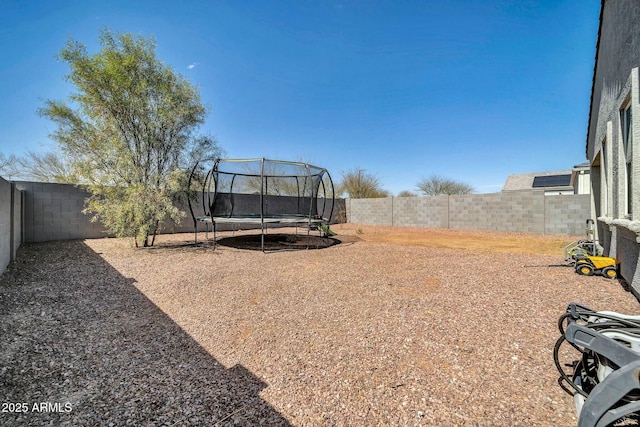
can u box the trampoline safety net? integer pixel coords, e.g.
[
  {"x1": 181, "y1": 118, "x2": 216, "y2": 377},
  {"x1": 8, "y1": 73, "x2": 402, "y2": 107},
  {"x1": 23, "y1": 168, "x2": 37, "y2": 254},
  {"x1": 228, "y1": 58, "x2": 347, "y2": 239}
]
[{"x1": 187, "y1": 158, "x2": 335, "y2": 250}]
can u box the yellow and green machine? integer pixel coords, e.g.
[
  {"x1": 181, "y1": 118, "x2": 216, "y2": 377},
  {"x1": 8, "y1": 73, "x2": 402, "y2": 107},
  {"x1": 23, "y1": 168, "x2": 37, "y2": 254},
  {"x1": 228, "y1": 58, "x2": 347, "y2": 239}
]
[
  {"x1": 564, "y1": 219, "x2": 619, "y2": 279},
  {"x1": 574, "y1": 255, "x2": 619, "y2": 279}
]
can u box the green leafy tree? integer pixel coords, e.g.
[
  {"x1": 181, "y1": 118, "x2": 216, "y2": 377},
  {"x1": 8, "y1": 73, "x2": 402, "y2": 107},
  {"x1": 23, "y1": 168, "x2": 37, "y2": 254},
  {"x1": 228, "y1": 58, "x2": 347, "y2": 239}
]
[
  {"x1": 338, "y1": 168, "x2": 389, "y2": 198},
  {"x1": 416, "y1": 175, "x2": 474, "y2": 196},
  {"x1": 397, "y1": 190, "x2": 416, "y2": 197},
  {"x1": 40, "y1": 29, "x2": 222, "y2": 247}
]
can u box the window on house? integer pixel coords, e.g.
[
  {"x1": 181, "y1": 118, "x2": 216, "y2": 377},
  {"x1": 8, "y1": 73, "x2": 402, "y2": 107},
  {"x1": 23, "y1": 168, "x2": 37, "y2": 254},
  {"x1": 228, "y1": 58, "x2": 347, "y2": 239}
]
[{"x1": 621, "y1": 104, "x2": 633, "y2": 217}]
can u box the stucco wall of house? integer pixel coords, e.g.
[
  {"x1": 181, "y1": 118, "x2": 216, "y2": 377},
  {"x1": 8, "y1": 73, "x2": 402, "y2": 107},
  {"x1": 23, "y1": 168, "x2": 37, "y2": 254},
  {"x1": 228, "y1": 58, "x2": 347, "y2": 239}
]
[
  {"x1": 587, "y1": 1, "x2": 640, "y2": 222},
  {"x1": 598, "y1": 219, "x2": 614, "y2": 257},
  {"x1": 587, "y1": 0, "x2": 640, "y2": 291},
  {"x1": 588, "y1": 0, "x2": 640, "y2": 160},
  {"x1": 616, "y1": 224, "x2": 640, "y2": 286}
]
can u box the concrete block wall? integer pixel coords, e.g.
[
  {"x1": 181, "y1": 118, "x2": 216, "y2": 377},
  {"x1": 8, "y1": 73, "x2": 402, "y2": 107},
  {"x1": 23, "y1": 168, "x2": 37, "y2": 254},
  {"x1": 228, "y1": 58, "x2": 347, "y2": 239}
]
[
  {"x1": 449, "y1": 191, "x2": 546, "y2": 233},
  {"x1": 2, "y1": 179, "x2": 588, "y2": 252},
  {"x1": 545, "y1": 194, "x2": 592, "y2": 236},
  {"x1": 15, "y1": 181, "x2": 209, "y2": 240},
  {"x1": 12, "y1": 184, "x2": 22, "y2": 259},
  {"x1": 0, "y1": 177, "x2": 11, "y2": 272},
  {"x1": 0, "y1": 177, "x2": 23, "y2": 274},
  {"x1": 346, "y1": 197, "x2": 393, "y2": 226},
  {"x1": 10, "y1": 182, "x2": 347, "y2": 242},
  {"x1": 15, "y1": 181, "x2": 108, "y2": 242},
  {"x1": 347, "y1": 190, "x2": 591, "y2": 236},
  {"x1": 392, "y1": 195, "x2": 449, "y2": 228}
]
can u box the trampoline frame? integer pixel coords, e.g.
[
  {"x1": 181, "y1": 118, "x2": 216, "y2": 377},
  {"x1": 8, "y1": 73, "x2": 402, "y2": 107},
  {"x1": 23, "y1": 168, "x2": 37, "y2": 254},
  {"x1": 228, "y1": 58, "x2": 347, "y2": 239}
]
[{"x1": 187, "y1": 158, "x2": 335, "y2": 252}]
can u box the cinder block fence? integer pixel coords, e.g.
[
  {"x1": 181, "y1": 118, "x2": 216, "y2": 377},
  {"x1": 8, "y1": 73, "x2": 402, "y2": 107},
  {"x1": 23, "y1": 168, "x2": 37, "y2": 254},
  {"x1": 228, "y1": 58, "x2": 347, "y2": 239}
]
[
  {"x1": 345, "y1": 191, "x2": 591, "y2": 236},
  {"x1": 0, "y1": 177, "x2": 22, "y2": 274},
  {"x1": 1, "y1": 179, "x2": 589, "y2": 275}
]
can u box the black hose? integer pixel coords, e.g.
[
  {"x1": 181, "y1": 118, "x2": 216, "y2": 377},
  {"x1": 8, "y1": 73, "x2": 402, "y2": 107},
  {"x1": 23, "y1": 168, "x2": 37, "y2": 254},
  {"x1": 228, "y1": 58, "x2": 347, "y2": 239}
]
[
  {"x1": 553, "y1": 335, "x2": 589, "y2": 397},
  {"x1": 554, "y1": 303, "x2": 640, "y2": 402}
]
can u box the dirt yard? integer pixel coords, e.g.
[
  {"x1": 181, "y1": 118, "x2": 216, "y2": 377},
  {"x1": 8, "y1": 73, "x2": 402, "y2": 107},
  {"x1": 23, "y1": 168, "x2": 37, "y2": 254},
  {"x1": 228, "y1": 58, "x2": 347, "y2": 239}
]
[
  {"x1": 330, "y1": 224, "x2": 576, "y2": 255},
  {"x1": 1, "y1": 225, "x2": 638, "y2": 426}
]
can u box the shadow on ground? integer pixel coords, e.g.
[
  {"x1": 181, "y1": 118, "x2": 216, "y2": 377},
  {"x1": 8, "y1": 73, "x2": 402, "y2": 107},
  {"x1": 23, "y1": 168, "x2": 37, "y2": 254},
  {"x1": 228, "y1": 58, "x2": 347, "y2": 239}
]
[
  {"x1": 0, "y1": 240, "x2": 292, "y2": 426},
  {"x1": 216, "y1": 233, "x2": 341, "y2": 251}
]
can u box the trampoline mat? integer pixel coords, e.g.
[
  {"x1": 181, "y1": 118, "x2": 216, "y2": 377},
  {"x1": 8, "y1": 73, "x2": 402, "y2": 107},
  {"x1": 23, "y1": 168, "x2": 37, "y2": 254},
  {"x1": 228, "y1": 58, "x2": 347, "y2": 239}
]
[{"x1": 210, "y1": 215, "x2": 326, "y2": 224}]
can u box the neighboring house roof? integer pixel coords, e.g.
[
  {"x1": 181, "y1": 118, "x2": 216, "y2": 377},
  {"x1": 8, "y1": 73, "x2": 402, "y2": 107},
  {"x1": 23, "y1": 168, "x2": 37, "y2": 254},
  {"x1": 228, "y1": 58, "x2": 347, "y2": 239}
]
[
  {"x1": 573, "y1": 161, "x2": 590, "y2": 169},
  {"x1": 570, "y1": 161, "x2": 591, "y2": 190},
  {"x1": 502, "y1": 170, "x2": 572, "y2": 191},
  {"x1": 532, "y1": 174, "x2": 571, "y2": 188}
]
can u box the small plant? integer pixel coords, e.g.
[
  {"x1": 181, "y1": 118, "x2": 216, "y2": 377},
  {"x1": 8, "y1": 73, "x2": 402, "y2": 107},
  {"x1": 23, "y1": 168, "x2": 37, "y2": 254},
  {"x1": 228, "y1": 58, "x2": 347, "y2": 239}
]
[
  {"x1": 320, "y1": 224, "x2": 337, "y2": 237},
  {"x1": 356, "y1": 228, "x2": 364, "y2": 235}
]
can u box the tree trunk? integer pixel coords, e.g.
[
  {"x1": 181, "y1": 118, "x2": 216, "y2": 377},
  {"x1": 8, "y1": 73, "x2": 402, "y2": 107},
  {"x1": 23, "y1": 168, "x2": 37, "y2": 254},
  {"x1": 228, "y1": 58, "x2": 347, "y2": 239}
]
[{"x1": 151, "y1": 220, "x2": 159, "y2": 247}]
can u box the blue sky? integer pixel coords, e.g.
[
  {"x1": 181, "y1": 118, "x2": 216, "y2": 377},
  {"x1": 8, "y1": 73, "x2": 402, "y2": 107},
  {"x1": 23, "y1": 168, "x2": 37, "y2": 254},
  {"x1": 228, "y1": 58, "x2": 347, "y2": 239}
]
[{"x1": 1, "y1": 0, "x2": 600, "y2": 194}]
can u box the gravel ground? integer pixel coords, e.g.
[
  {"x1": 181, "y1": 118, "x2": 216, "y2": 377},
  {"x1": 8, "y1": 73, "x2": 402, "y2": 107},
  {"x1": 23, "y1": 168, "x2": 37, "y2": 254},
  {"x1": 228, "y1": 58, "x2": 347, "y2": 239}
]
[{"x1": 1, "y1": 225, "x2": 639, "y2": 426}]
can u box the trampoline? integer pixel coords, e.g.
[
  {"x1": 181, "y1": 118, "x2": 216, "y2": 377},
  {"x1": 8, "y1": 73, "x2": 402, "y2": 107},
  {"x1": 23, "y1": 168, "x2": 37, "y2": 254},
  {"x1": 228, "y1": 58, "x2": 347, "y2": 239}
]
[{"x1": 187, "y1": 158, "x2": 335, "y2": 252}]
